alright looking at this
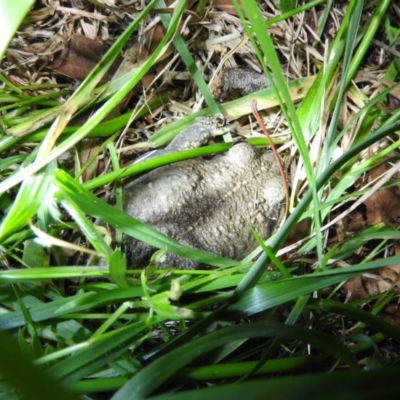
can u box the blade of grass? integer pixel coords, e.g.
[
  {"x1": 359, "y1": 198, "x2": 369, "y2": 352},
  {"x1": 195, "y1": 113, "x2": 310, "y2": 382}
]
[
  {"x1": 156, "y1": 0, "x2": 221, "y2": 115},
  {"x1": 0, "y1": 0, "x2": 181, "y2": 194},
  {"x1": 180, "y1": 355, "x2": 324, "y2": 381},
  {"x1": 317, "y1": 1, "x2": 363, "y2": 175},
  {"x1": 34, "y1": 0, "x2": 158, "y2": 160},
  {"x1": 111, "y1": 322, "x2": 356, "y2": 399},
  {"x1": 234, "y1": 115, "x2": 400, "y2": 295},
  {"x1": 142, "y1": 368, "x2": 400, "y2": 400},
  {"x1": 346, "y1": 0, "x2": 391, "y2": 89},
  {"x1": 229, "y1": 255, "x2": 400, "y2": 318},
  {"x1": 266, "y1": 0, "x2": 326, "y2": 26},
  {"x1": 47, "y1": 317, "x2": 161, "y2": 383},
  {"x1": 307, "y1": 299, "x2": 400, "y2": 342},
  {"x1": 0, "y1": 0, "x2": 34, "y2": 60},
  {"x1": 232, "y1": 0, "x2": 322, "y2": 290},
  {"x1": 0, "y1": 172, "x2": 54, "y2": 241},
  {"x1": 0, "y1": 287, "x2": 144, "y2": 330},
  {"x1": 139, "y1": 251, "x2": 400, "y2": 364}
]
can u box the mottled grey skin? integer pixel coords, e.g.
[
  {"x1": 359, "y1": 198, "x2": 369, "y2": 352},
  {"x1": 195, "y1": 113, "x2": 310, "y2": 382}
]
[{"x1": 123, "y1": 118, "x2": 285, "y2": 269}]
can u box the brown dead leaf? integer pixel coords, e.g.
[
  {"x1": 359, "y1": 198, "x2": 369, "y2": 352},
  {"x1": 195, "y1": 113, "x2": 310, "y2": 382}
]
[
  {"x1": 342, "y1": 276, "x2": 368, "y2": 300},
  {"x1": 364, "y1": 156, "x2": 400, "y2": 225},
  {"x1": 378, "y1": 243, "x2": 400, "y2": 291},
  {"x1": 342, "y1": 245, "x2": 400, "y2": 303},
  {"x1": 211, "y1": 0, "x2": 243, "y2": 15},
  {"x1": 379, "y1": 264, "x2": 400, "y2": 287},
  {"x1": 47, "y1": 34, "x2": 122, "y2": 82},
  {"x1": 345, "y1": 210, "x2": 366, "y2": 233},
  {"x1": 342, "y1": 273, "x2": 392, "y2": 301},
  {"x1": 380, "y1": 303, "x2": 400, "y2": 328},
  {"x1": 341, "y1": 268, "x2": 400, "y2": 327}
]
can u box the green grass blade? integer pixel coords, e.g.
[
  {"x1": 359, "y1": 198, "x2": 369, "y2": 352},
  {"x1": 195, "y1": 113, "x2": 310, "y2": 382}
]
[
  {"x1": 156, "y1": 0, "x2": 221, "y2": 115},
  {"x1": 47, "y1": 318, "x2": 159, "y2": 384},
  {"x1": 229, "y1": 256, "x2": 400, "y2": 318},
  {"x1": 0, "y1": 173, "x2": 54, "y2": 241},
  {"x1": 0, "y1": 288, "x2": 141, "y2": 330},
  {"x1": 144, "y1": 368, "x2": 400, "y2": 400},
  {"x1": 308, "y1": 299, "x2": 400, "y2": 341},
  {"x1": 232, "y1": 0, "x2": 323, "y2": 289},
  {"x1": 346, "y1": 0, "x2": 391, "y2": 88},
  {"x1": 0, "y1": 0, "x2": 34, "y2": 60},
  {"x1": 0, "y1": 0, "x2": 175, "y2": 194},
  {"x1": 112, "y1": 322, "x2": 356, "y2": 399},
  {"x1": 34, "y1": 0, "x2": 157, "y2": 160}
]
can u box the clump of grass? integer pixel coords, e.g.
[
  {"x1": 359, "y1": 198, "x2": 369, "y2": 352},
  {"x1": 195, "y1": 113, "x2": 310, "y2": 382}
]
[{"x1": 1, "y1": 0, "x2": 400, "y2": 399}]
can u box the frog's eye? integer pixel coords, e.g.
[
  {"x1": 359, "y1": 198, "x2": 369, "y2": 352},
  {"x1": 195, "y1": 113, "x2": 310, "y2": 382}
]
[{"x1": 214, "y1": 113, "x2": 225, "y2": 128}]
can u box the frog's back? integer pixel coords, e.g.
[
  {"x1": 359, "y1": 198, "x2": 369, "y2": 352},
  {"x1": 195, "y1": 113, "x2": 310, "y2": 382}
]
[{"x1": 123, "y1": 142, "x2": 285, "y2": 269}]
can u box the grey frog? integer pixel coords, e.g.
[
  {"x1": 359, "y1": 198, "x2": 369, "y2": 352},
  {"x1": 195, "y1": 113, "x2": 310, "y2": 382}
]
[{"x1": 123, "y1": 117, "x2": 285, "y2": 269}]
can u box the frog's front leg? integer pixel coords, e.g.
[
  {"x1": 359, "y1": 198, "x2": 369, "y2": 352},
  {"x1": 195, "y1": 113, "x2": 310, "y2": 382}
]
[
  {"x1": 166, "y1": 115, "x2": 227, "y2": 151},
  {"x1": 136, "y1": 115, "x2": 229, "y2": 162}
]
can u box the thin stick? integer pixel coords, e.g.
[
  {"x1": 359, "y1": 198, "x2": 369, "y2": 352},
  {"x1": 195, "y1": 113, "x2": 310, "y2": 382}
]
[{"x1": 251, "y1": 100, "x2": 289, "y2": 217}]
